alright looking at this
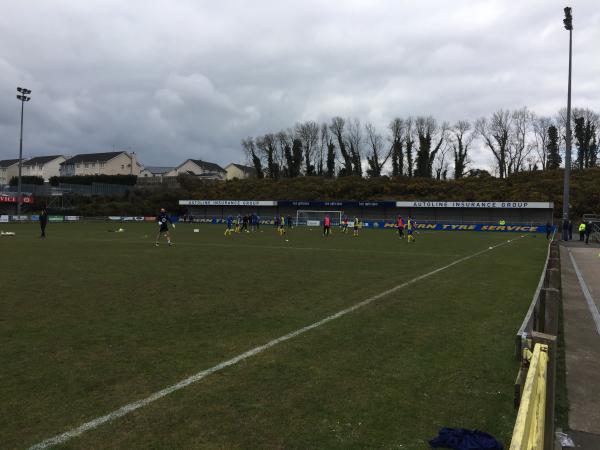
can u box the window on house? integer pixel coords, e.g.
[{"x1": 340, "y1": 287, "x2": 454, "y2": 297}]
[
  {"x1": 77, "y1": 163, "x2": 82, "y2": 168},
  {"x1": 92, "y1": 163, "x2": 96, "y2": 168},
  {"x1": 121, "y1": 165, "x2": 125, "y2": 169},
  {"x1": 100, "y1": 163, "x2": 105, "y2": 168}
]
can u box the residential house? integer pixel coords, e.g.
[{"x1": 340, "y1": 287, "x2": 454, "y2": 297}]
[
  {"x1": 175, "y1": 159, "x2": 226, "y2": 180},
  {"x1": 60, "y1": 151, "x2": 141, "y2": 177},
  {"x1": 0, "y1": 159, "x2": 20, "y2": 186},
  {"x1": 139, "y1": 166, "x2": 177, "y2": 179},
  {"x1": 22, "y1": 155, "x2": 66, "y2": 181},
  {"x1": 224, "y1": 163, "x2": 257, "y2": 180}
]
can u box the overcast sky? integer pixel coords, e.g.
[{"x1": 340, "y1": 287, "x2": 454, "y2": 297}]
[{"x1": 1, "y1": 0, "x2": 598, "y2": 170}]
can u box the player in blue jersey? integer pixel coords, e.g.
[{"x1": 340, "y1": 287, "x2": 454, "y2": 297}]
[
  {"x1": 155, "y1": 208, "x2": 175, "y2": 246},
  {"x1": 224, "y1": 216, "x2": 234, "y2": 236}
]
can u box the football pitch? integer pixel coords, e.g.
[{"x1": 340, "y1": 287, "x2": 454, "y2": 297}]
[{"x1": 1, "y1": 222, "x2": 548, "y2": 449}]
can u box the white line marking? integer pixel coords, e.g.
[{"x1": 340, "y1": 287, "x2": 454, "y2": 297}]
[
  {"x1": 568, "y1": 250, "x2": 600, "y2": 336},
  {"x1": 28, "y1": 238, "x2": 518, "y2": 450}
]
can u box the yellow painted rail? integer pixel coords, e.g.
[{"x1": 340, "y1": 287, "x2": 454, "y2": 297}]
[{"x1": 510, "y1": 343, "x2": 549, "y2": 450}]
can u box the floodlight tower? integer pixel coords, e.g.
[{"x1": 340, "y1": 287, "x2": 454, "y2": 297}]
[
  {"x1": 16, "y1": 87, "x2": 31, "y2": 218},
  {"x1": 561, "y1": 7, "x2": 573, "y2": 240}
]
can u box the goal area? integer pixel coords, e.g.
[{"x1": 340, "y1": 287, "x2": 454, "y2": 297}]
[{"x1": 296, "y1": 210, "x2": 343, "y2": 226}]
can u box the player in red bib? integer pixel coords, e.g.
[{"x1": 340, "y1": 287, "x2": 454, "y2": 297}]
[
  {"x1": 397, "y1": 216, "x2": 405, "y2": 239},
  {"x1": 324, "y1": 215, "x2": 331, "y2": 236}
]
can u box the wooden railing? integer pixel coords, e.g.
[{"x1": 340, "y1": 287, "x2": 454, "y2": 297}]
[{"x1": 510, "y1": 344, "x2": 549, "y2": 450}]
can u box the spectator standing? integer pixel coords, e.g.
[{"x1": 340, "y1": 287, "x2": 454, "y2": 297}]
[
  {"x1": 39, "y1": 208, "x2": 48, "y2": 238},
  {"x1": 579, "y1": 222, "x2": 586, "y2": 241},
  {"x1": 568, "y1": 220, "x2": 573, "y2": 241},
  {"x1": 585, "y1": 221, "x2": 593, "y2": 245}
]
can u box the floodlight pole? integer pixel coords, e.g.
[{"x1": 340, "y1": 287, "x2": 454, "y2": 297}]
[
  {"x1": 562, "y1": 7, "x2": 573, "y2": 240},
  {"x1": 17, "y1": 95, "x2": 25, "y2": 218},
  {"x1": 16, "y1": 87, "x2": 31, "y2": 219}
]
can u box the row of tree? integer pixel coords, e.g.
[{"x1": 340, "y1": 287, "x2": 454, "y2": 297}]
[{"x1": 241, "y1": 107, "x2": 599, "y2": 180}]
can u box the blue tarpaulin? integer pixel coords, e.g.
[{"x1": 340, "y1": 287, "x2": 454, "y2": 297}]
[{"x1": 429, "y1": 427, "x2": 503, "y2": 450}]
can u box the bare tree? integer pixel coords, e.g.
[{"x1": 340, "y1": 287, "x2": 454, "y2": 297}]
[
  {"x1": 329, "y1": 117, "x2": 353, "y2": 176},
  {"x1": 316, "y1": 123, "x2": 329, "y2": 176},
  {"x1": 295, "y1": 121, "x2": 320, "y2": 176},
  {"x1": 405, "y1": 117, "x2": 415, "y2": 177},
  {"x1": 346, "y1": 118, "x2": 363, "y2": 176},
  {"x1": 276, "y1": 130, "x2": 294, "y2": 177},
  {"x1": 256, "y1": 133, "x2": 279, "y2": 178},
  {"x1": 508, "y1": 107, "x2": 534, "y2": 174},
  {"x1": 532, "y1": 116, "x2": 553, "y2": 170},
  {"x1": 433, "y1": 144, "x2": 451, "y2": 180},
  {"x1": 414, "y1": 116, "x2": 448, "y2": 178},
  {"x1": 365, "y1": 122, "x2": 391, "y2": 177},
  {"x1": 388, "y1": 118, "x2": 405, "y2": 177},
  {"x1": 450, "y1": 120, "x2": 474, "y2": 179},
  {"x1": 241, "y1": 137, "x2": 264, "y2": 178},
  {"x1": 475, "y1": 109, "x2": 512, "y2": 178}
]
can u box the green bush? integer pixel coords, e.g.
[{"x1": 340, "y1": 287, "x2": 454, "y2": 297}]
[
  {"x1": 9, "y1": 176, "x2": 45, "y2": 186},
  {"x1": 49, "y1": 174, "x2": 137, "y2": 186}
]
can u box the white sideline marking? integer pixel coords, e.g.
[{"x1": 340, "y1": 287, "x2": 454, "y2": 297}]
[
  {"x1": 28, "y1": 238, "x2": 518, "y2": 450},
  {"x1": 568, "y1": 250, "x2": 600, "y2": 336}
]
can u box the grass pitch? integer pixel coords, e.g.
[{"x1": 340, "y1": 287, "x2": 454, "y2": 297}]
[{"x1": 0, "y1": 222, "x2": 547, "y2": 449}]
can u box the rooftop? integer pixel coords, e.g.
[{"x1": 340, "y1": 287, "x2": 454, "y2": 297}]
[
  {"x1": 23, "y1": 155, "x2": 65, "y2": 166},
  {"x1": 0, "y1": 159, "x2": 20, "y2": 168},
  {"x1": 229, "y1": 163, "x2": 256, "y2": 173},
  {"x1": 187, "y1": 159, "x2": 226, "y2": 173},
  {"x1": 62, "y1": 151, "x2": 127, "y2": 165}
]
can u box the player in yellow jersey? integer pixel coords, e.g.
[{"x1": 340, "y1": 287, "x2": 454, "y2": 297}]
[
  {"x1": 407, "y1": 216, "x2": 415, "y2": 242},
  {"x1": 278, "y1": 215, "x2": 286, "y2": 236},
  {"x1": 353, "y1": 216, "x2": 360, "y2": 237}
]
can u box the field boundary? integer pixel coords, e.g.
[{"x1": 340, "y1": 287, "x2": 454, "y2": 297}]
[
  {"x1": 28, "y1": 237, "x2": 521, "y2": 450},
  {"x1": 516, "y1": 232, "x2": 555, "y2": 346}
]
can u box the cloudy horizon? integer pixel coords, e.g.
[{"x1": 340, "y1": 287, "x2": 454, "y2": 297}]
[{"x1": 1, "y1": 0, "x2": 599, "y2": 172}]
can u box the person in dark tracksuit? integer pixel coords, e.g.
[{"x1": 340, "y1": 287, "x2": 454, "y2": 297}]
[
  {"x1": 546, "y1": 222, "x2": 552, "y2": 240},
  {"x1": 155, "y1": 208, "x2": 174, "y2": 246},
  {"x1": 39, "y1": 208, "x2": 48, "y2": 238},
  {"x1": 585, "y1": 221, "x2": 593, "y2": 244},
  {"x1": 568, "y1": 220, "x2": 573, "y2": 241}
]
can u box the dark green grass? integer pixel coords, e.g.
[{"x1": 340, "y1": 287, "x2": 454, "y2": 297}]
[{"x1": 0, "y1": 223, "x2": 547, "y2": 449}]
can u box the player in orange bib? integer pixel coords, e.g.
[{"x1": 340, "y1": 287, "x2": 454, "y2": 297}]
[
  {"x1": 323, "y1": 215, "x2": 332, "y2": 236},
  {"x1": 397, "y1": 216, "x2": 405, "y2": 239}
]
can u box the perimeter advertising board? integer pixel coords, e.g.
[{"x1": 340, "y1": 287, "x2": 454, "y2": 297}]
[
  {"x1": 0, "y1": 194, "x2": 35, "y2": 204},
  {"x1": 179, "y1": 200, "x2": 277, "y2": 206},
  {"x1": 365, "y1": 221, "x2": 552, "y2": 233},
  {"x1": 396, "y1": 201, "x2": 553, "y2": 209}
]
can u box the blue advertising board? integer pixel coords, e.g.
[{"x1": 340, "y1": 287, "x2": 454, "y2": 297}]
[
  {"x1": 363, "y1": 221, "x2": 553, "y2": 233},
  {"x1": 278, "y1": 200, "x2": 396, "y2": 208}
]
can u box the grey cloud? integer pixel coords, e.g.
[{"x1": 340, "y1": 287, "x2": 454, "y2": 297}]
[{"x1": 1, "y1": 0, "x2": 598, "y2": 170}]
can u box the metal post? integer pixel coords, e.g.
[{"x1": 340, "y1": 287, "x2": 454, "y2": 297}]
[
  {"x1": 17, "y1": 97, "x2": 24, "y2": 218},
  {"x1": 562, "y1": 7, "x2": 573, "y2": 241}
]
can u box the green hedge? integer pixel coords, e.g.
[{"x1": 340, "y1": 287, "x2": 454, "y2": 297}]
[
  {"x1": 9, "y1": 176, "x2": 44, "y2": 186},
  {"x1": 49, "y1": 174, "x2": 137, "y2": 186}
]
